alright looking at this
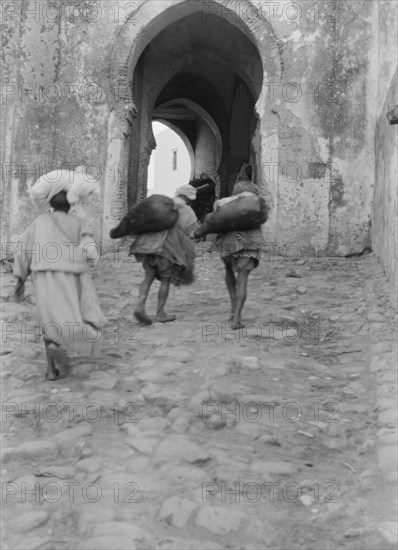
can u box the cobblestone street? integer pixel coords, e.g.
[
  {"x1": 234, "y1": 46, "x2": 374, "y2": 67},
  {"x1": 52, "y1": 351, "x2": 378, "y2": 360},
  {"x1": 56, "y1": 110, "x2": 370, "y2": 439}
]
[{"x1": 1, "y1": 245, "x2": 397, "y2": 550}]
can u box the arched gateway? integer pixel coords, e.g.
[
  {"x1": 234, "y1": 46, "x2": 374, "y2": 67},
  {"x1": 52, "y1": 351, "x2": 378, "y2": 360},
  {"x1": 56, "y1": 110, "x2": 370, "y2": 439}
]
[{"x1": 103, "y1": 0, "x2": 281, "y2": 247}]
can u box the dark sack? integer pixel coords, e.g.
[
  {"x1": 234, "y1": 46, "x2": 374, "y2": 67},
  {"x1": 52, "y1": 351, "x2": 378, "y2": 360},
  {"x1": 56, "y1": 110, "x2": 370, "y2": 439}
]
[
  {"x1": 110, "y1": 194, "x2": 178, "y2": 238},
  {"x1": 195, "y1": 194, "x2": 268, "y2": 238}
]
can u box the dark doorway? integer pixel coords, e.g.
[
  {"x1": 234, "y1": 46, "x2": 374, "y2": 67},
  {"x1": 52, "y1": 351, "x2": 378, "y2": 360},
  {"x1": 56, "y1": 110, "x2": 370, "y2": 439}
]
[{"x1": 126, "y1": 9, "x2": 263, "y2": 208}]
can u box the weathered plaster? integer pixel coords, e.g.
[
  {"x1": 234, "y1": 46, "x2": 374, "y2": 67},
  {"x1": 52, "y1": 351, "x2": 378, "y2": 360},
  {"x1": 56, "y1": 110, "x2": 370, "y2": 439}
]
[
  {"x1": 1, "y1": 0, "x2": 397, "y2": 265},
  {"x1": 373, "y1": 67, "x2": 398, "y2": 298}
]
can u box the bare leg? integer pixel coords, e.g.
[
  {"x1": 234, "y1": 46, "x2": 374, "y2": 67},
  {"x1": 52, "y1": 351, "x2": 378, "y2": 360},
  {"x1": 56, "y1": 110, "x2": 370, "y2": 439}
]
[
  {"x1": 44, "y1": 339, "x2": 69, "y2": 380},
  {"x1": 154, "y1": 278, "x2": 176, "y2": 322},
  {"x1": 231, "y1": 270, "x2": 250, "y2": 330},
  {"x1": 44, "y1": 339, "x2": 59, "y2": 380},
  {"x1": 224, "y1": 263, "x2": 237, "y2": 320},
  {"x1": 134, "y1": 272, "x2": 155, "y2": 325}
]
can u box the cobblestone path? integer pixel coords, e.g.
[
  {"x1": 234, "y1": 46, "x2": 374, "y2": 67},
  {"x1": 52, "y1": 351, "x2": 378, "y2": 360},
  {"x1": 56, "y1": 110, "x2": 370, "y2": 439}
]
[{"x1": 1, "y1": 245, "x2": 397, "y2": 550}]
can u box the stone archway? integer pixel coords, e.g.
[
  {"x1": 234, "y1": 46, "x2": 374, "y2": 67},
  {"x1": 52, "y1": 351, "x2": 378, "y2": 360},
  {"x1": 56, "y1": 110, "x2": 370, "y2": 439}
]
[{"x1": 103, "y1": 0, "x2": 282, "y2": 246}]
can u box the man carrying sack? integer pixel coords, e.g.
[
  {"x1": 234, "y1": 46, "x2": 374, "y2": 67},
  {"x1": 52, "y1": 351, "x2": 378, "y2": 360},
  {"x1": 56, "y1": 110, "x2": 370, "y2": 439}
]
[
  {"x1": 214, "y1": 165, "x2": 267, "y2": 330},
  {"x1": 130, "y1": 185, "x2": 198, "y2": 325}
]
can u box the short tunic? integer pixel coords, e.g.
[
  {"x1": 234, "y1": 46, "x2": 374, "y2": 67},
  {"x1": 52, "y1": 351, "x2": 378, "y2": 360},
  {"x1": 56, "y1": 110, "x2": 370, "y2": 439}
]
[
  {"x1": 214, "y1": 180, "x2": 266, "y2": 272},
  {"x1": 216, "y1": 227, "x2": 265, "y2": 272},
  {"x1": 130, "y1": 199, "x2": 198, "y2": 285}
]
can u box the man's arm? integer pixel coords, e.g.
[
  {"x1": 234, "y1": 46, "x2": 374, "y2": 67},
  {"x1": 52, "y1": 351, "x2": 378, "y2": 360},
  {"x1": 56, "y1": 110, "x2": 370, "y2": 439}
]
[{"x1": 186, "y1": 221, "x2": 199, "y2": 239}]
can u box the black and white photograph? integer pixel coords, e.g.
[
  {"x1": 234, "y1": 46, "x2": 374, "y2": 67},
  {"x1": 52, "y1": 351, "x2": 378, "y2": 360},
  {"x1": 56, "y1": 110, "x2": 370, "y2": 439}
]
[{"x1": 1, "y1": 1, "x2": 397, "y2": 549}]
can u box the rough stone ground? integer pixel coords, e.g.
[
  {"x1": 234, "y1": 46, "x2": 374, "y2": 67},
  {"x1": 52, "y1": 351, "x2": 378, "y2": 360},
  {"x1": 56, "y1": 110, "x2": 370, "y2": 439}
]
[{"x1": 1, "y1": 244, "x2": 397, "y2": 550}]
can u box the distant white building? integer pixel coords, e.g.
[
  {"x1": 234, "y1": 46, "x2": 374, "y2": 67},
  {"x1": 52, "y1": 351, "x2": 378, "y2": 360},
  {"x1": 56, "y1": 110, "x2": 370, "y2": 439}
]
[{"x1": 147, "y1": 122, "x2": 192, "y2": 197}]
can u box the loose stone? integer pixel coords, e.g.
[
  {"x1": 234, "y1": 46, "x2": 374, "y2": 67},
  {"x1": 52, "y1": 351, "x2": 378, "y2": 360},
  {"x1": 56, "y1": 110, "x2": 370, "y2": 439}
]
[
  {"x1": 159, "y1": 496, "x2": 197, "y2": 528},
  {"x1": 11, "y1": 511, "x2": 49, "y2": 533}
]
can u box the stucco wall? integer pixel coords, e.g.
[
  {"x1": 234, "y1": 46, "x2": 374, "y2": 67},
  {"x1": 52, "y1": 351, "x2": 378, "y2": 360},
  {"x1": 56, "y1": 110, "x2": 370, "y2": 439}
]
[
  {"x1": 194, "y1": 120, "x2": 219, "y2": 180},
  {"x1": 373, "y1": 68, "x2": 398, "y2": 297},
  {"x1": 262, "y1": 0, "x2": 379, "y2": 252},
  {"x1": 1, "y1": 0, "x2": 397, "y2": 258},
  {"x1": 372, "y1": 0, "x2": 398, "y2": 298},
  {"x1": 1, "y1": 0, "x2": 119, "y2": 250}
]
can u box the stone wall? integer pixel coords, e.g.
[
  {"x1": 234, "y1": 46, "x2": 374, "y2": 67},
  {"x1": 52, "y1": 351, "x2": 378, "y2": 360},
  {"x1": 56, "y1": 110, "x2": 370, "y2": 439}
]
[
  {"x1": 373, "y1": 68, "x2": 398, "y2": 299},
  {"x1": 372, "y1": 0, "x2": 398, "y2": 299},
  {"x1": 1, "y1": 0, "x2": 397, "y2": 259},
  {"x1": 267, "y1": 0, "x2": 380, "y2": 252}
]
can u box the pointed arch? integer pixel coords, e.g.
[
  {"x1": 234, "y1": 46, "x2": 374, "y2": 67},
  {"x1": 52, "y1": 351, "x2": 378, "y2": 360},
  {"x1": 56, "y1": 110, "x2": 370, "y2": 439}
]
[
  {"x1": 109, "y1": 0, "x2": 281, "y2": 126},
  {"x1": 103, "y1": 0, "x2": 281, "y2": 246}
]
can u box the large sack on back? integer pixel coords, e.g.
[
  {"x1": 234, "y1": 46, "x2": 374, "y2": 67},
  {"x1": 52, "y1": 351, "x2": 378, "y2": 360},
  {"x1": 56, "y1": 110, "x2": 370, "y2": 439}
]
[
  {"x1": 195, "y1": 194, "x2": 268, "y2": 238},
  {"x1": 109, "y1": 194, "x2": 178, "y2": 238}
]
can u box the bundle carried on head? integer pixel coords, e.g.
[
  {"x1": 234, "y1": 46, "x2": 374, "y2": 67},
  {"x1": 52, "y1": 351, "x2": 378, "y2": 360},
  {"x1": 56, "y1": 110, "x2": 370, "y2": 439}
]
[
  {"x1": 194, "y1": 193, "x2": 269, "y2": 238},
  {"x1": 109, "y1": 194, "x2": 179, "y2": 239},
  {"x1": 29, "y1": 166, "x2": 99, "y2": 208}
]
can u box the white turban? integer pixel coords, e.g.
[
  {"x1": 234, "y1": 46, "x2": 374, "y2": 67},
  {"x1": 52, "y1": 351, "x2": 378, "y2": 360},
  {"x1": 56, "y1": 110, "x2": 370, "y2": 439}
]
[
  {"x1": 30, "y1": 166, "x2": 99, "y2": 207},
  {"x1": 175, "y1": 185, "x2": 197, "y2": 201}
]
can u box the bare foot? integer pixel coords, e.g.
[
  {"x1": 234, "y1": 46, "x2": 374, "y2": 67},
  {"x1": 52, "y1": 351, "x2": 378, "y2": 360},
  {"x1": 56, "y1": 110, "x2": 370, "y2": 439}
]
[
  {"x1": 154, "y1": 313, "x2": 177, "y2": 323},
  {"x1": 134, "y1": 309, "x2": 153, "y2": 325},
  {"x1": 45, "y1": 368, "x2": 60, "y2": 381},
  {"x1": 231, "y1": 321, "x2": 245, "y2": 330},
  {"x1": 46, "y1": 344, "x2": 70, "y2": 379},
  {"x1": 228, "y1": 312, "x2": 235, "y2": 322}
]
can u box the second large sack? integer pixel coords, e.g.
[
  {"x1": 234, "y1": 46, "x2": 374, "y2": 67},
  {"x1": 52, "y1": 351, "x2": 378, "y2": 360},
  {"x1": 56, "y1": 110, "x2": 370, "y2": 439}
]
[
  {"x1": 195, "y1": 193, "x2": 268, "y2": 237},
  {"x1": 110, "y1": 194, "x2": 179, "y2": 238}
]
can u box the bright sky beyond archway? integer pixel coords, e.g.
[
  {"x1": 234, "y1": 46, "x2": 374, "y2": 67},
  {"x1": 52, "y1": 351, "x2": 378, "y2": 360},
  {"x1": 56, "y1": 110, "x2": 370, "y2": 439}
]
[{"x1": 147, "y1": 122, "x2": 192, "y2": 197}]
